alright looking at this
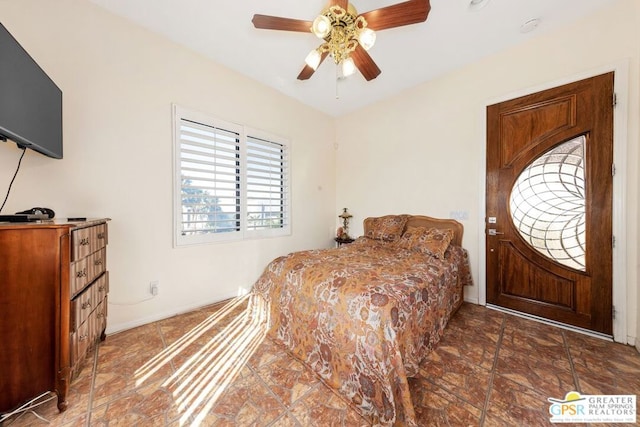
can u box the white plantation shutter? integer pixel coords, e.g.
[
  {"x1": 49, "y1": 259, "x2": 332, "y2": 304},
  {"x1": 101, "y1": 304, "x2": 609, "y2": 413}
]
[
  {"x1": 173, "y1": 105, "x2": 290, "y2": 246},
  {"x1": 245, "y1": 133, "x2": 289, "y2": 233}
]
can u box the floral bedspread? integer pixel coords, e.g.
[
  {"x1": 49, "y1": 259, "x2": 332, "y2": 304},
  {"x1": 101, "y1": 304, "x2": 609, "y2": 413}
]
[{"x1": 250, "y1": 237, "x2": 472, "y2": 426}]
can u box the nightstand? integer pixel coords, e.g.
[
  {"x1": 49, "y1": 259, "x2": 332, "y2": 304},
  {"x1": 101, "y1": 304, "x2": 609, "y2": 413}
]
[{"x1": 335, "y1": 236, "x2": 355, "y2": 247}]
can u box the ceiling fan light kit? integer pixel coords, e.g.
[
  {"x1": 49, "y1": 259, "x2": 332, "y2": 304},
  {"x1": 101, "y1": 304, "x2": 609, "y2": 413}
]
[
  {"x1": 252, "y1": 0, "x2": 431, "y2": 82},
  {"x1": 310, "y1": 5, "x2": 370, "y2": 68}
]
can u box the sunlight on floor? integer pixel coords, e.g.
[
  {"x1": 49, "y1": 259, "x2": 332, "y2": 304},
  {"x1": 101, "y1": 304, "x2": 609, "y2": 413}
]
[{"x1": 134, "y1": 294, "x2": 270, "y2": 426}]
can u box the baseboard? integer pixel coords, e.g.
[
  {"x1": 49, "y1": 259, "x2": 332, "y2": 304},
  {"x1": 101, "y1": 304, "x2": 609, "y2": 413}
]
[{"x1": 105, "y1": 291, "x2": 239, "y2": 335}]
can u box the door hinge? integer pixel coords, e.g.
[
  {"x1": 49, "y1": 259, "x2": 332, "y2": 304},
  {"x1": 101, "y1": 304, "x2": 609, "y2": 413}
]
[
  {"x1": 612, "y1": 235, "x2": 616, "y2": 248},
  {"x1": 612, "y1": 305, "x2": 616, "y2": 320},
  {"x1": 613, "y1": 93, "x2": 617, "y2": 107},
  {"x1": 612, "y1": 163, "x2": 616, "y2": 177}
]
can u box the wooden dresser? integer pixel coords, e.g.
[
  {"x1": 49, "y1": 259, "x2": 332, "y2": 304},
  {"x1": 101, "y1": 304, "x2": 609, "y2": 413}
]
[{"x1": 0, "y1": 218, "x2": 110, "y2": 414}]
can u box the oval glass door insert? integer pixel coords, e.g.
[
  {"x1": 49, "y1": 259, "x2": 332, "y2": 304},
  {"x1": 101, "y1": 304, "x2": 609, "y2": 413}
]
[{"x1": 509, "y1": 136, "x2": 586, "y2": 271}]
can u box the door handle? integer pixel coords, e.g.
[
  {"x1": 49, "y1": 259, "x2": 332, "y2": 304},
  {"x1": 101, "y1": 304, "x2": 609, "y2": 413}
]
[{"x1": 488, "y1": 228, "x2": 504, "y2": 236}]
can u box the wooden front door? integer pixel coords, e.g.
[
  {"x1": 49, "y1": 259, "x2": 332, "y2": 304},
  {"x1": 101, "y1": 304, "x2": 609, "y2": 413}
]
[{"x1": 486, "y1": 72, "x2": 614, "y2": 335}]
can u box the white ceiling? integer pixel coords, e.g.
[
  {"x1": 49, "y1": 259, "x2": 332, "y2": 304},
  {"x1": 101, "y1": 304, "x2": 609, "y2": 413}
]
[{"x1": 89, "y1": 0, "x2": 617, "y2": 117}]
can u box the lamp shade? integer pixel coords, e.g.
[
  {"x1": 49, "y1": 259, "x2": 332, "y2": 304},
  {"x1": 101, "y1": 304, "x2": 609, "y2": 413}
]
[
  {"x1": 305, "y1": 49, "x2": 322, "y2": 70},
  {"x1": 358, "y1": 28, "x2": 376, "y2": 51},
  {"x1": 341, "y1": 57, "x2": 356, "y2": 77},
  {"x1": 312, "y1": 15, "x2": 331, "y2": 39},
  {"x1": 338, "y1": 208, "x2": 352, "y2": 219}
]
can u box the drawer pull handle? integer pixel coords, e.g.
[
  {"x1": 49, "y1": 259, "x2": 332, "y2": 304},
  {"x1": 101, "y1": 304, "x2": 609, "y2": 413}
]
[
  {"x1": 97, "y1": 312, "x2": 104, "y2": 318},
  {"x1": 97, "y1": 232, "x2": 105, "y2": 239},
  {"x1": 79, "y1": 238, "x2": 90, "y2": 246},
  {"x1": 79, "y1": 335, "x2": 88, "y2": 342},
  {"x1": 76, "y1": 269, "x2": 87, "y2": 278},
  {"x1": 98, "y1": 285, "x2": 105, "y2": 292},
  {"x1": 94, "y1": 259, "x2": 103, "y2": 266},
  {"x1": 82, "y1": 301, "x2": 92, "y2": 310}
]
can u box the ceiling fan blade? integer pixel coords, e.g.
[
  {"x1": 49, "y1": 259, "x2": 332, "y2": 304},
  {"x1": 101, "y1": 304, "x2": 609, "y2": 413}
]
[
  {"x1": 329, "y1": 0, "x2": 349, "y2": 9},
  {"x1": 252, "y1": 14, "x2": 313, "y2": 32},
  {"x1": 351, "y1": 45, "x2": 381, "y2": 81},
  {"x1": 360, "y1": 0, "x2": 431, "y2": 31},
  {"x1": 297, "y1": 52, "x2": 330, "y2": 80}
]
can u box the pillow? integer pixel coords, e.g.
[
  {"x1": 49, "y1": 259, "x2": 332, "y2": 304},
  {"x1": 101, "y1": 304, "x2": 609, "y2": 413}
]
[
  {"x1": 396, "y1": 226, "x2": 454, "y2": 260},
  {"x1": 364, "y1": 215, "x2": 410, "y2": 242}
]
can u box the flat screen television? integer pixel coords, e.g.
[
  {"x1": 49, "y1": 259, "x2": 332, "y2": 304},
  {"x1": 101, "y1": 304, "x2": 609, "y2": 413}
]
[{"x1": 0, "y1": 22, "x2": 62, "y2": 159}]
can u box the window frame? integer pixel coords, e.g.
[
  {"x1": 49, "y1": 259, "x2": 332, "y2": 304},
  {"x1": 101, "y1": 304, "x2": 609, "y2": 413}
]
[{"x1": 172, "y1": 104, "x2": 291, "y2": 246}]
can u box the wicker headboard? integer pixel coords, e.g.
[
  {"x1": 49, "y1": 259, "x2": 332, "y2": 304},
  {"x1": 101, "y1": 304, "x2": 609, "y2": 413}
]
[{"x1": 363, "y1": 215, "x2": 464, "y2": 246}]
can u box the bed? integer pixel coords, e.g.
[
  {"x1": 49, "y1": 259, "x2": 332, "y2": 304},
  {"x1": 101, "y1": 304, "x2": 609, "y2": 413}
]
[{"x1": 250, "y1": 215, "x2": 472, "y2": 426}]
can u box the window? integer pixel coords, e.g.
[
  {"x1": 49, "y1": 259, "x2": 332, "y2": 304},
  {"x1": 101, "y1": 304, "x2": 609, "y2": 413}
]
[
  {"x1": 173, "y1": 105, "x2": 290, "y2": 246},
  {"x1": 509, "y1": 136, "x2": 585, "y2": 270}
]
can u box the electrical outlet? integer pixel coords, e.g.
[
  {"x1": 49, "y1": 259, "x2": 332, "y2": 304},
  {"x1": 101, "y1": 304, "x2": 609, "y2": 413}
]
[{"x1": 150, "y1": 280, "x2": 159, "y2": 296}]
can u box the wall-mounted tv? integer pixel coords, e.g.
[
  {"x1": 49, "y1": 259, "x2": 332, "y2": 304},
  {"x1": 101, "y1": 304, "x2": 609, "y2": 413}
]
[{"x1": 0, "y1": 22, "x2": 62, "y2": 159}]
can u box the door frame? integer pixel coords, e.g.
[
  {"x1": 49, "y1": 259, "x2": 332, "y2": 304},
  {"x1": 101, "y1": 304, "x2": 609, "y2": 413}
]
[{"x1": 477, "y1": 60, "x2": 630, "y2": 343}]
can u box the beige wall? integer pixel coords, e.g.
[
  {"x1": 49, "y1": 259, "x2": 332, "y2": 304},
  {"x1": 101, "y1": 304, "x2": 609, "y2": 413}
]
[
  {"x1": 336, "y1": 0, "x2": 640, "y2": 344},
  {"x1": 0, "y1": 0, "x2": 337, "y2": 332},
  {"x1": 1, "y1": 0, "x2": 638, "y2": 345}
]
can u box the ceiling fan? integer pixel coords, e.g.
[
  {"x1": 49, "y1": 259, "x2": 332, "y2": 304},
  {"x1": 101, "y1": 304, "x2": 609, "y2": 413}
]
[{"x1": 252, "y1": 0, "x2": 431, "y2": 81}]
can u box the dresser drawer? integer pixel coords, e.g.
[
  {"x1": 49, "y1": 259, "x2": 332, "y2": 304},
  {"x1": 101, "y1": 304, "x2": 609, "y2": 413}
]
[
  {"x1": 70, "y1": 248, "x2": 107, "y2": 297},
  {"x1": 71, "y1": 223, "x2": 108, "y2": 262},
  {"x1": 72, "y1": 287, "x2": 93, "y2": 332},
  {"x1": 91, "y1": 298, "x2": 108, "y2": 342},
  {"x1": 92, "y1": 271, "x2": 109, "y2": 310},
  {"x1": 88, "y1": 248, "x2": 107, "y2": 287},
  {"x1": 70, "y1": 296, "x2": 107, "y2": 375},
  {"x1": 70, "y1": 272, "x2": 108, "y2": 332},
  {"x1": 70, "y1": 321, "x2": 90, "y2": 368},
  {"x1": 70, "y1": 257, "x2": 88, "y2": 296}
]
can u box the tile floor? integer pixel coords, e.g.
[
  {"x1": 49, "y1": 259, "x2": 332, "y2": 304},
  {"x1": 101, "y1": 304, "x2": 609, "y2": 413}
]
[{"x1": 2, "y1": 298, "x2": 639, "y2": 426}]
